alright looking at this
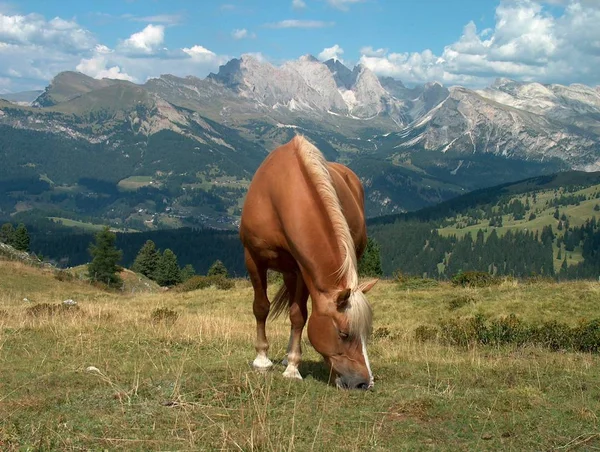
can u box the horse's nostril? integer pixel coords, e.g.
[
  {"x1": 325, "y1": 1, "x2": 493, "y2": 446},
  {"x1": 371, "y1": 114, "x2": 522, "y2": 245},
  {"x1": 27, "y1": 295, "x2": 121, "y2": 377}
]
[{"x1": 356, "y1": 382, "x2": 370, "y2": 390}]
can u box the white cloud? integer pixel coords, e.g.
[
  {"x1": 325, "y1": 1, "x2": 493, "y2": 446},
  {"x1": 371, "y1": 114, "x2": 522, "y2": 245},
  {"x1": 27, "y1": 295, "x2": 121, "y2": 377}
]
[
  {"x1": 76, "y1": 54, "x2": 134, "y2": 82},
  {"x1": 119, "y1": 24, "x2": 165, "y2": 55},
  {"x1": 318, "y1": 44, "x2": 344, "y2": 61},
  {"x1": 326, "y1": 0, "x2": 363, "y2": 11},
  {"x1": 360, "y1": 46, "x2": 387, "y2": 57},
  {"x1": 232, "y1": 28, "x2": 255, "y2": 39},
  {"x1": 292, "y1": 0, "x2": 307, "y2": 9},
  {"x1": 265, "y1": 19, "x2": 334, "y2": 28},
  {"x1": 0, "y1": 13, "x2": 95, "y2": 52},
  {"x1": 0, "y1": 12, "x2": 229, "y2": 91},
  {"x1": 76, "y1": 45, "x2": 134, "y2": 81},
  {"x1": 182, "y1": 45, "x2": 217, "y2": 61},
  {"x1": 359, "y1": 0, "x2": 600, "y2": 87}
]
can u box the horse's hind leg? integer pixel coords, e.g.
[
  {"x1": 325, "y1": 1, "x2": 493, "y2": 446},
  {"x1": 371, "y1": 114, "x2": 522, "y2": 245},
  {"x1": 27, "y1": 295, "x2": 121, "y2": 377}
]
[
  {"x1": 245, "y1": 249, "x2": 273, "y2": 370},
  {"x1": 282, "y1": 272, "x2": 309, "y2": 380}
]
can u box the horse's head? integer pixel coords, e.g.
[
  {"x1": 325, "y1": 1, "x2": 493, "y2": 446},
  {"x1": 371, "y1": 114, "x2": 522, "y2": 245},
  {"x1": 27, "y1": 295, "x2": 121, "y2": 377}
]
[{"x1": 307, "y1": 279, "x2": 378, "y2": 390}]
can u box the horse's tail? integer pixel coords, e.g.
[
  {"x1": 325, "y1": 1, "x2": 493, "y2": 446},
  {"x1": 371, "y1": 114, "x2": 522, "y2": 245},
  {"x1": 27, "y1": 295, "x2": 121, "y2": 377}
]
[{"x1": 268, "y1": 283, "x2": 290, "y2": 320}]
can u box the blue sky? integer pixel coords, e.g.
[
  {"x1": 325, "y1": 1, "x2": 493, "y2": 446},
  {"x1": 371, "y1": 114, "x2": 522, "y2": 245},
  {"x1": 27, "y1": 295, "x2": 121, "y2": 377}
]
[{"x1": 1, "y1": 0, "x2": 600, "y2": 92}]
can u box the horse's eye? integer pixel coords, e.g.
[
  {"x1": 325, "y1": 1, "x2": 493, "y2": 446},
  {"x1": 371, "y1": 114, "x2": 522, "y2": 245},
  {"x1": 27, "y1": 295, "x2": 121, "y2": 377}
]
[{"x1": 338, "y1": 331, "x2": 349, "y2": 340}]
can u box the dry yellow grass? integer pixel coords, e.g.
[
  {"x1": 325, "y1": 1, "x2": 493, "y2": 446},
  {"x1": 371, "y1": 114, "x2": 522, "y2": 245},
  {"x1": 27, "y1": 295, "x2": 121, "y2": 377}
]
[{"x1": 1, "y1": 259, "x2": 600, "y2": 451}]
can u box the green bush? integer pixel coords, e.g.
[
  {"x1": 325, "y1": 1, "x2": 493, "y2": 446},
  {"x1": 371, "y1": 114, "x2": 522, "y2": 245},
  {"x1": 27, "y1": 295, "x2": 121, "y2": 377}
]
[
  {"x1": 451, "y1": 271, "x2": 499, "y2": 288},
  {"x1": 395, "y1": 272, "x2": 439, "y2": 290},
  {"x1": 54, "y1": 270, "x2": 75, "y2": 282},
  {"x1": 151, "y1": 307, "x2": 179, "y2": 325},
  {"x1": 26, "y1": 303, "x2": 81, "y2": 317},
  {"x1": 447, "y1": 294, "x2": 477, "y2": 311},
  {"x1": 175, "y1": 275, "x2": 234, "y2": 292},
  {"x1": 414, "y1": 325, "x2": 438, "y2": 343},
  {"x1": 416, "y1": 314, "x2": 600, "y2": 353}
]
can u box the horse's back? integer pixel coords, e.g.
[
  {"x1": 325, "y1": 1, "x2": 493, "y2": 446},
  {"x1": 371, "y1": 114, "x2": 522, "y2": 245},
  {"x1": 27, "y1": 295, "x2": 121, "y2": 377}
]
[{"x1": 240, "y1": 137, "x2": 367, "y2": 264}]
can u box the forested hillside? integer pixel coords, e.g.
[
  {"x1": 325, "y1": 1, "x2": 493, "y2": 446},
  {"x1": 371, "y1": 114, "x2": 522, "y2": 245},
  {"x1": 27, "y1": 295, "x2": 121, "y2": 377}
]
[{"x1": 369, "y1": 172, "x2": 600, "y2": 279}]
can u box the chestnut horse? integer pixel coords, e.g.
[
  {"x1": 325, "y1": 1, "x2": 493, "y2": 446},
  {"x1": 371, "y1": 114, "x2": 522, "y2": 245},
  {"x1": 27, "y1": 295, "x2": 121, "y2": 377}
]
[{"x1": 239, "y1": 135, "x2": 377, "y2": 389}]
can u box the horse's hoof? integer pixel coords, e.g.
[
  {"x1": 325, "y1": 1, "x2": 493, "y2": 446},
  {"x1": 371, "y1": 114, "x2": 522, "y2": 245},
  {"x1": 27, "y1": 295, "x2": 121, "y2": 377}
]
[
  {"x1": 281, "y1": 358, "x2": 288, "y2": 366},
  {"x1": 282, "y1": 365, "x2": 303, "y2": 380},
  {"x1": 252, "y1": 355, "x2": 273, "y2": 370}
]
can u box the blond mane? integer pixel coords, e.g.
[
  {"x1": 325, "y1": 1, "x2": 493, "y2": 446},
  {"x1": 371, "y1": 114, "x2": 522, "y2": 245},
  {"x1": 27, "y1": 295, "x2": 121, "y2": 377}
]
[{"x1": 294, "y1": 135, "x2": 372, "y2": 339}]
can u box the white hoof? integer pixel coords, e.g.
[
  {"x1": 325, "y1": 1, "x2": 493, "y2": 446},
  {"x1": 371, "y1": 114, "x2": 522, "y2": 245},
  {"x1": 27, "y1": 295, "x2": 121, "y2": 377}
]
[
  {"x1": 252, "y1": 354, "x2": 273, "y2": 370},
  {"x1": 282, "y1": 365, "x2": 303, "y2": 380}
]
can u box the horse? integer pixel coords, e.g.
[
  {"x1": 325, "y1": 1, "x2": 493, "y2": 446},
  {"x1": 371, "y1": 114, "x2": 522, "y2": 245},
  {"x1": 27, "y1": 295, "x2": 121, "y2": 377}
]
[{"x1": 239, "y1": 135, "x2": 378, "y2": 390}]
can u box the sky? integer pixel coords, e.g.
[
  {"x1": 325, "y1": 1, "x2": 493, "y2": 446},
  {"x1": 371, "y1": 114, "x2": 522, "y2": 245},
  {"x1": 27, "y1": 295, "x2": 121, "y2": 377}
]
[{"x1": 1, "y1": 0, "x2": 600, "y2": 93}]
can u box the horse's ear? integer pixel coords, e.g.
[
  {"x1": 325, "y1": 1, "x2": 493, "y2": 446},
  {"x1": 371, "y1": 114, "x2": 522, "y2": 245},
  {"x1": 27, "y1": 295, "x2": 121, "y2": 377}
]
[
  {"x1": 336, "y1": 288, "x2": 351, "y2": 310},
  {"x1": 359, "y1": 279, "x2": 378, "y2": 294}
]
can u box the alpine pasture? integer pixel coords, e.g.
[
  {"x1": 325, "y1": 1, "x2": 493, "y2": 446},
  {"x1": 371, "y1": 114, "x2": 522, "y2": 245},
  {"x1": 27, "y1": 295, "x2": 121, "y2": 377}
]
[{"x1": 1, "y1": 259, "x2": 600, "y2": 451}]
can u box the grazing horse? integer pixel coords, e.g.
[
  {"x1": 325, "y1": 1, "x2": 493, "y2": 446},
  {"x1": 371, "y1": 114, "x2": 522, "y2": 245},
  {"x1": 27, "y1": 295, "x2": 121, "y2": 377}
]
[{"x1": 239, "y1": 135, "x2": 377, "y2": 389}]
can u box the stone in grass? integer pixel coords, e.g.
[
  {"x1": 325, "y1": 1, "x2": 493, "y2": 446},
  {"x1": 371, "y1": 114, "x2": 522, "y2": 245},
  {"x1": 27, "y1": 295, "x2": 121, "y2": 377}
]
[{"x1": 63, "y1": 299, "x2": 77, "y2": 306}]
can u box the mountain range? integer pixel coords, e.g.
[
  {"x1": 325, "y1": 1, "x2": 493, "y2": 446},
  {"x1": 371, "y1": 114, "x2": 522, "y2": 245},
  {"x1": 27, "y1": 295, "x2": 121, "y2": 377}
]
[{"x1": 0, "y1": 54, "x2": 599, "y2": 230}]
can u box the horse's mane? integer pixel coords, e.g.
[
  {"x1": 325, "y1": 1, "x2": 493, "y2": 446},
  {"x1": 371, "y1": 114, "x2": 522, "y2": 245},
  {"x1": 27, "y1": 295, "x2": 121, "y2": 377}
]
[{"x1": 294, "y1": 135, "x2": 372, "y2": 339}]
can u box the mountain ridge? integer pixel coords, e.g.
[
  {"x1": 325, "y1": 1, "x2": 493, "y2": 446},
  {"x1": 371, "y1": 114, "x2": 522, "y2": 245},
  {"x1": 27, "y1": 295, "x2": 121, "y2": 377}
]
[{"x1": 0, "y1": 55, "x2": 598, "y2": 229}]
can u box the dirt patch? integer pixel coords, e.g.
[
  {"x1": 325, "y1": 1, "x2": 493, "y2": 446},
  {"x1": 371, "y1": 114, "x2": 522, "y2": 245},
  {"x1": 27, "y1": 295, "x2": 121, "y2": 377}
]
[{"x1": 386, "y1": 397, "x2": 436, "y2": 423}]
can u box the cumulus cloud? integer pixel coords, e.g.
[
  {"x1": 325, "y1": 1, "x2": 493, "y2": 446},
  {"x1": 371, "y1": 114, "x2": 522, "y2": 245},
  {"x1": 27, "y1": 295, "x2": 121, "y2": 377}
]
[
  {"x1": 232, "y1": 28, "x2": 255, "y2": 39},
  {"x1": 318, "y1": 44, "x2": 344, "y2": 61},
  {"x1": 292, "y1": 0, "x2": 307, "y2": 9},
  {"x1": 359, "y1": 0, "x2": 600, "y2": 87},
  {"x1": 0, "y1": 13, "x2": 95, "y2": 53},
  {"x1": 265, "y1": 19, "x2": 334, "y2": 28},
  {"x1": 0, "y1": 12, "x2": 229, "y2": 91},
  {"x1": 119, "y1": 24, "x2": 165, "y2": 55},
  {"x1": 76, "y1": 45, "x2": 134, "y2": 81}
]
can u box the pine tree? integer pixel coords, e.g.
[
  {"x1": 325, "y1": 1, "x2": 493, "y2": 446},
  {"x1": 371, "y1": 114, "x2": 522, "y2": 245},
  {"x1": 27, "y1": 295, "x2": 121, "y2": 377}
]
[
  {"x1": 131, "y1": 240, "x2": 159, "y2": 279},
  {"x1": 208, "y1": 259, "x2": 229, "y2": 278},
  {"x1": 0, "y1": 223, "x2": 15, "y2": 245},
  {"x1": 557, "y1": 248, "x2": 562, "y2": 260},
  {"x1": 155, "y1": 249, "x2": 182, "y2": 286},
  {"x1": 180, "y1": 264, "x2": 196, "y2": 282},
  {"x1": 12, "y1": 223, "x2": 30, "y2": 252},
  {"x1": 560, "y1": 256, "x2": 568, "y2": 273},
  {"x1": 88, "y1": 226, "x2": 123, "y2": 287},
  {"x1": 358, "y1": 237, "x2": 383, "y2": 277}
]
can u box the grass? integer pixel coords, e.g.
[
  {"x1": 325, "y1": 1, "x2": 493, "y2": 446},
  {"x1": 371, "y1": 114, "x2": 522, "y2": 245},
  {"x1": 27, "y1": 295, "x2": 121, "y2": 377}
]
[
  {"x1": 117, "y1": 176, "x2": 156, "y2": 191},
  {"x1": 438, "y1": 184, "x2": 600, "y2": 240},
  {"x1": 1, "y1": 259, "x2": 600, "y2": 450}
]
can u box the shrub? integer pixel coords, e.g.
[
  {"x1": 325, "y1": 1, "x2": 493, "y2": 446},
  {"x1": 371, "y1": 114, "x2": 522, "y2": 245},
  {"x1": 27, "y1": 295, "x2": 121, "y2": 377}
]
[
  {"x1": 54, "y1": 270, "x2": 75, "y2": 282},
  {"x1": 395, "y1": 272, "x2": 439, "y2": 290},
  {"x1": 451, "y1": 271, "x2": 499, "y2": 288},
  {"x1": 414, "y1": 325, "x2": 438, "y2": 343},
  {"x1": 572, "y1": 319, "x2": 600, "y2": 353},
  {"x1": 151, "y1": 308, "x2": 179, "y2": 325},
  {"x1": 416, "y1": 314, "x2": 600, "y2": 354},
  {"x1": 447, "y1": 294, "x2": 477, "y2": 311},
  {"x1": 175, "y1": 275, "x2": 234, "y2": 292},
  {"x1": 26, "y1": 303, "x2": 81, "y2": 317}
]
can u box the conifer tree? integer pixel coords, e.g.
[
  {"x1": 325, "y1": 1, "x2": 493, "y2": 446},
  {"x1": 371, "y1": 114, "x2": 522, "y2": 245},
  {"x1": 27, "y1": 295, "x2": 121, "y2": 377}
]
[
  {"x1": 208, "y1": 259, "x2": 229, "y2": 278},
  {"x1": 12, "y1": 223, "x2": 30, "y2": 252},
  {"x1": 88, "y1": 226, "x2": 122, "y2": 286},
  {"x1": 155, "y1": 249, "x2": 182, "y2": 286},
  {"x1": 0, "y1": 223, "x2": 15, "y2": 245},
  {"x1": 180, "y1": 264, "x2": 196, "y2": 282},
  {"x1": 131, "y1": 240, "x2": 159, "y2": 279},
  {"x1": 358, "y1": 237, "x2": 383, "y2": 277}
]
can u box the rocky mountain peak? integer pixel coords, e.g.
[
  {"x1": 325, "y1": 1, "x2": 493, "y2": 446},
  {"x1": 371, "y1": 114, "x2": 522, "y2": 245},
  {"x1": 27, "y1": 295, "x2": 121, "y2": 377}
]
[{"x1": 324, "y1": 58, "x2": 355, "y2": 89}]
